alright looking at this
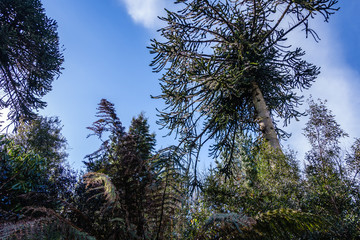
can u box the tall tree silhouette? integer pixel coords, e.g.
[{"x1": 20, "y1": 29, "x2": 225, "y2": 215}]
[
  {"x1": 83, "y1": 99, "x2": 178, "y2": 239},
  {"x1": 0, "y1": 0, "x2": 63, "y2": 123}
]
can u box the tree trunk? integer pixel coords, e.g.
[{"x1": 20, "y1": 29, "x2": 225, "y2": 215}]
[{"x1": 251, "y1": 81, "x2": 282, "y2": 151}]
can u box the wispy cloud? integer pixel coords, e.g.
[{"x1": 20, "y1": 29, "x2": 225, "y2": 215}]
[{"x1": 118, "y1": 0, "x2": 166, "y2": 29}]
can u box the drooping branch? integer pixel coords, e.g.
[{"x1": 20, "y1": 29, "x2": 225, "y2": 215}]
[{"x1": 150, "y1": 0, "x2": 339, "y2": 169}]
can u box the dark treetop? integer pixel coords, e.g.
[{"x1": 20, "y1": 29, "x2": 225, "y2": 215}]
[{"x1": 0, "y1": 0, "x2": 63, "y2": 124}]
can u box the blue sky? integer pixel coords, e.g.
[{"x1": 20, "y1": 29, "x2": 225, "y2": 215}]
[{"x1": 37, "y1": 0, "x2": 360, "y2": 170}]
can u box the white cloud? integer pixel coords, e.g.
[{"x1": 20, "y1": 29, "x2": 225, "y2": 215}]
[{"x1": 118, "y1": 0, "x2": 166, "y2": 29}]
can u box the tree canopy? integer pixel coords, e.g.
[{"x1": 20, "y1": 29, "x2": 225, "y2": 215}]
[
  {"x1": 150, "y1": 0, "x2": 338, "y2": 159},
  {"x1": 0, "y1": 0, "x2": 63, "y2": 123},
  {"x1": 4, "y1": 0, "x2": 360, "y2": 239},
  {"x1": 11, "y1": 116, "x2": 68, "y2": 167}
]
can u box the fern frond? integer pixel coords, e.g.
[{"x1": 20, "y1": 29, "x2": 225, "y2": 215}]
[
  {"x1": 196, "y1": 212, "x2": 255, "y2": 239},
  {"x1": 0, "y1": 207, "x2": 95, "y2": 240},
  {"x1": 83, "y1": 172, "x2": 120, "y2": 208},
  {"x1": 253, "y1": 208, "x2": 326, "y2": 238},
  {"x1": 196, "y1": 209, "x2": 326, "y2": 239},
  {"x1": 205, "y1": 212, "x2": 255, "y2": 232}
]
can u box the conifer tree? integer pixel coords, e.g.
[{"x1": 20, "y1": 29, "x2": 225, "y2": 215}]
[
  {"x1": 150, "y1": 0, "x2": 338, "y2": 161},
  {"x1": 0, "y1": 0, "x2": 63, "y2": 123},
  {"x1": 83, "y1": 99, "x2": 176, "y2": 239},
  {"x1": 11, "y1": 116, "x2": 68, "y2": 167}
]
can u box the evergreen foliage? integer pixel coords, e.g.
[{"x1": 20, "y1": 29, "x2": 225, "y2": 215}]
[
  {"x1": 0, "y1": 0, "x2": 64, "y2": 123},
  {"x1": 80, "y1": 99, "x2": 183, "y2": 240},
  {"x1": 2, "y1": 1, "x2": 360, "y2": 239},
  {"x1": 0, "y1": 136, "x2": 50, "y2": 221},
  {"x1": 1, "y1": 98, "x2": 360, "y2": 239},
  {"x1": 301, "y1": 99, "x2": 360, "y2": 238},
  {"x1": 0, "y1": 212, "x2": 95, "y2": 239},
  {"x1": 10, "y1": 116, "x2": 76, "y2": 201},
  {"x1": 150, "y1": 0, "x2": 339, "y2": 163},
  {"x1": 11, "y1": 116, "x2": 68, "y2": 166},
  {"x1": 196, "y1": 209, "x2": 325, "y2": 239}
]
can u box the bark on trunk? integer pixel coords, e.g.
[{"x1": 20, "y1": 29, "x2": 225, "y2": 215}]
[{"x1": 251, "y1": 81, "x2": 282, "y2": 151}]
